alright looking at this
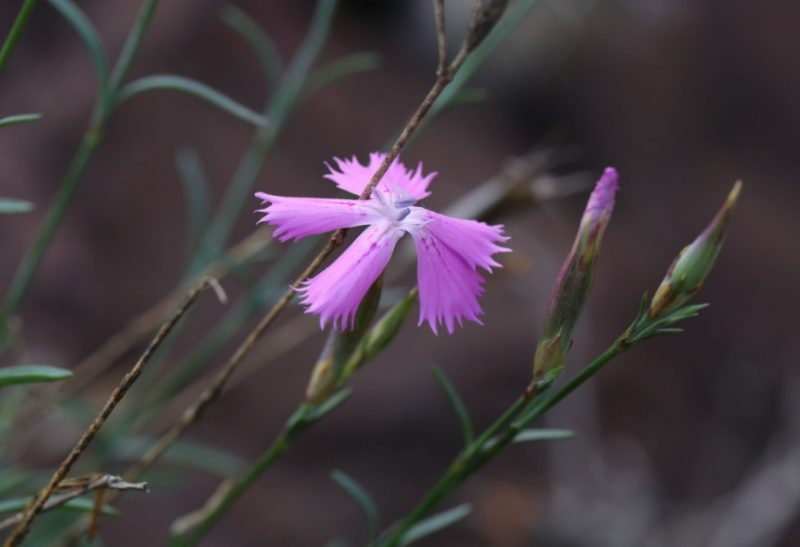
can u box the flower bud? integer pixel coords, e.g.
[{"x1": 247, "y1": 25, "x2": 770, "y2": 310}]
[
  {"x1": 305, "y1": 277, "x2": 383, "y2": 405},
  {"x1": 649, "y1": 181, "x2": 741, "y2": 318},
  {"x1": 533, "y1": 168, "x2": 619, "y2": 380},
  {"x1": 341, "y1": 288, "x2": 418, "y2": 381}
]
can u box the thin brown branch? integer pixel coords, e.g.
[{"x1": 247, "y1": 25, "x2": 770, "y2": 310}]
[
  {"x1": 120, "y1": 0, "x2": 510, "y2": 487},
  {"x1": 3, "y1": 277, "x2": 224, "y2": 547},
  {"x1": 6, "y1": 230, "x2": 268, "y2": 464},
  {"x1": 434, "y1": 0, "x2": 448, "y2": 77},
  {"x1": 66, "y1": 229, "x2": 268, "y2": 397},
  {"x1": 0, "y1": 475, "x2": 148, "y2": 532}
]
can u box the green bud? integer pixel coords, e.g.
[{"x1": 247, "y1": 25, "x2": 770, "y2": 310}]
[
  {"x1": 341, "y1": 287, "x2": 418, "y2": 382},
  {"x1": 649, "y1": 181, "x2": 741, "y2": 318},
  {"x1": 305, "y1": 277, "x2": 383, "y2": 405},
  {"x1": 533, "y1": 168, "x2": 618, "y2": 380}
]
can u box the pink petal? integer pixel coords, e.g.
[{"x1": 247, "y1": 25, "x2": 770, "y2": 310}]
[
  {"x1": 584, "y1": 167, "x2": 619, "y2": 219},
  {"x1": 324, "y1": 152, "x2": 434, "y2": 200},
  {"x1": 404, "y1": 209, "x2": 511, "y2": 334},
  {"x1": 255, "y1": 192, "x2": 379, "y2": 242},
  {"x1": 299, "y1": 220, "x2": 403, "y2": 330}
]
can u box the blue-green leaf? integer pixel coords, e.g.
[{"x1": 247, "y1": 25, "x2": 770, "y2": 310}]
[
  {"x1": 175, "y1": 148, "x2": 212, "y2": 256},
  {"x1": 118, "y1": 75, "x2": 269, "y2": 127},
  {"x1": 399, "y1": 504, "x2": 472, "y2": 546},
  {"x1": 0, "y1": 365, "x2": 72, "y2": 387},
  {"x1": 305, "y1": 388, "x2": 352, "y2": 422},
  {"x1": 221, "y1": 5, "x2": 282, "y2": 83},
  {"x1": 303, "y1": 52, "x2": 381, "y2": 99},
  {"x1": 48, "y1": 0, "x2": 109, "y2": 90},
  {"x1": 0, "y1": 113, "x2": 42, "y2": 128},
  {"x1": 0, "y1": 199, "x2": 33, "y2": 214},
  {"x1": 513, "y1": 428, "x2": 575, "y2": 443},
  {"x1": 331, "y1": 470, "x2": 379, "y2": 540},
  {"x1": 431, "y1": 366, "x2": 473, "y2": 446}
]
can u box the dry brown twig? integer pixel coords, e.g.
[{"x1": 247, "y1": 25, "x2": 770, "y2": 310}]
[
  {"x1": 0, "y1": 475, "x2": 148, "y2": 532},
  {"x1": 3, "y1": 277, "x2": 227, "y2": 547},
  {"x1": 120, "y1": 0, "x2": 512, "y2": 483},
  {"x1": 65, "y1": 229, "x2": 269, "y2": 397}
]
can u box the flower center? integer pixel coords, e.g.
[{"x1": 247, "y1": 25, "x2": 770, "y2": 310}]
[{"x1": 372, "y1": 186, "x2": 417, "y2": 222}]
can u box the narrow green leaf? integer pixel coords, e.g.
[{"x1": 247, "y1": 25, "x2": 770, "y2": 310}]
[
  {"x1": 416, "y1": 0, "x2": 543, "y2": 137},
  {"x1": 654, "y1": 327, "x2": 684, "y2": 335},
  {"x1": 0, "y1": 468, "x2": 32, "y2": 496},
  {"x1": 305, "y1": 388, "x2": 352, "y2": 422},
  {"x1": 221, "y1": 5, "x2": 282, "y2": 82},
  {"x1": 0, "y1": 496, "x2": 118, "y2": 516},
  {"x1": 448, "y1": 87, "x2": 488, "y2": 107},
  {"x1": 399, "y1": 504, "x2": 471, "y2": 546},
  {"x1": 303, "y1": 51, "x2": 381, "y2": 99},
  {"x1": 118, "y1": 75, "x2": 269, "y2": 127},
  {"x1": 331, "y1": 470, "x2": 379, "y2": 540},
  {"x1": 0, "y1": 0, "x2": 40, "y2": 75},
  {"x1": 202, "y1": 0, "x2": 337, "y2": 257},
  {"x1": 175, "y1": 148, "x2": 212, "y2": 256},
  {"x1": 118, "y1": 437, "x2": 248, "y2": 478},
  {"x1": 48, "y1": 0, "x2": 109, "y2": 90},
  {"x1": 163, "y1": 440, "x2": 248, "y2": 477},
  {"x1": 513, "y1": 428, "x2": 575, "y2": 443},
  {"x1": 0, "y1": 199, "x2": 34, "y2": 214},
  {"x1": 431, "y1": 367, "x2": 474, "y2": 446},
  {"x1": 668, "y1": 302, "x2": 710, "y2": 321},
  {"x1": 0, "y1": 365, "x2": 72, "y2": 387},
  {"x1": 0, "y1": 113, "x2": 42, "y2": 128}
]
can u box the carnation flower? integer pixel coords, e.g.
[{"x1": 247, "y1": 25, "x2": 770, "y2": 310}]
[{"x1": 255, "y1": 153, "x2": 511, "y2": 334}]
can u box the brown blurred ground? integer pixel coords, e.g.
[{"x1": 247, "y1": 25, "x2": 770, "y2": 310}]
[{"x1": 1, "y1": 1, "x2": 798, "y2": 546}]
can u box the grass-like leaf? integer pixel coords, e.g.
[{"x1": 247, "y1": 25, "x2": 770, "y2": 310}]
[
  {"x1": 118, "y1": 75, "x2": 269, "y2": 127},
  {"x1": 0, "y1": 468, "x2": 32, "y2": 496},
  {"x1": 119, "y1": 437, "x2": 248, "y2": 478},
  {"x1": 221, "y1": 4, "x2": 283, "y2": 82},
  {"x1": 331, "y1": 470, "x2": 379, "y2": 540},
  {"x1": 0, "y1": 365, "x2": 72, "y2": 387},
  {"x1": 49, "y1": 0, "x2": 109, "y2": 90},
  {"x1": 175, "y1": 148, "x2": 212, "y2": 257},
  {"x1": 0, "y1": 0, "x2": 40, "y2": 74},
  {"x1": 0, "y1": 199, "x2": 34, "y2": 214},
  {"x1": 0, "y1": 113, "x2": 41, "y2": 128},
  {"x1": 202, "y1": 0, "x2": 337, "y2": 256},
  {"x1": 431, "y1": 366, "x2": 474, "y2": 446},
  {"x1": 418, "y1": 0, "x2": 542, "y2": 136},
  {"x1": 305, "y1": 388, "x2": 352, "y2": 423},
  {"x1": 399, "y1": 504, "x2": 471, "y2": 546},
  {"x1": 303, "y1": 51, "x2": 381, "y2": 99},
  {"x1": 0, "y1": 496, "x2": 118, "y2": 517},
  {"x1": 513, "y1": 428, "x2": 575, "y2": 443}
]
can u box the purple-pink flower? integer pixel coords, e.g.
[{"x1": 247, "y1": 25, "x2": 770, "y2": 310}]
[{"x1": 255, "y1": 153, "x2": 511, "y2": 334}]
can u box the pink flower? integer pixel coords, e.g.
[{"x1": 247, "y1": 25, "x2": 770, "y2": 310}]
[{"x1": 255, "y1": 153, "x2": 511, "y2": 334}]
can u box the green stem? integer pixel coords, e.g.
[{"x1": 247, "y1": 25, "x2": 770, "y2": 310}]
[
  {"x1": 198, "y1": 0, "x2": 336, "y2": 263},
  {"x1": 106, "y1": 0, "x2": 160, "y2": 103},
  {"x1": 172, "y1": 406, "x2": 311, "y2": 547},
  {"x1": 0, "y1": 125, "x2": 101, "y2": 329},
  {"x1": 0, "y1": 0, "x2": 39, "y2": 74},
  {"x1": 515, "y1": 342, "x2": 625, "y2": 428},
  {"x1": 0, "y1": 0, "x2": 161, "y2": 340},
  {"x1": 378, "y1": 341, "x2": 627, "y2": 546}
]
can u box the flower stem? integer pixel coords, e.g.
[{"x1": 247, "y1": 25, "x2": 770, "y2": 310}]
[
  {"x1": 171, "y1": 404, "x2": 319, "y2": 546},
  {"x1": 0, "y1": 0, "x2": 39, "y2": 74},
  {"x1": 377, "y1": 341, "x2": 627, "y2": 546},
  {"x1": 0, "y1": 0, "x2": 162, "y2": 345}
]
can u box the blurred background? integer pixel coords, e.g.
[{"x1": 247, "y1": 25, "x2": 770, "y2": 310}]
[{"x1": 0, "y1": 0, "x2": 797, "y2": 545}]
